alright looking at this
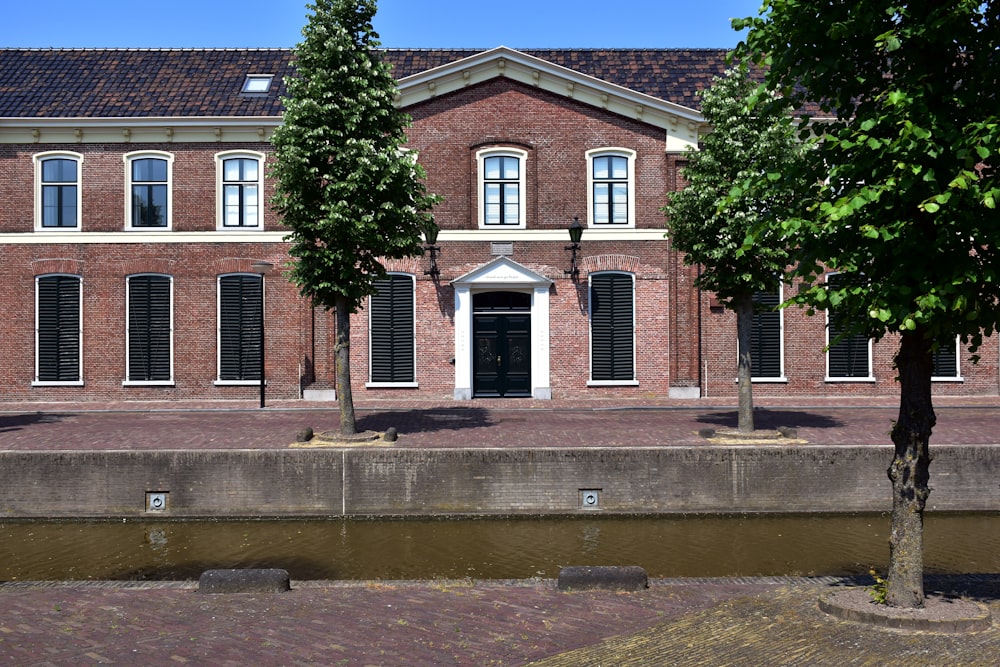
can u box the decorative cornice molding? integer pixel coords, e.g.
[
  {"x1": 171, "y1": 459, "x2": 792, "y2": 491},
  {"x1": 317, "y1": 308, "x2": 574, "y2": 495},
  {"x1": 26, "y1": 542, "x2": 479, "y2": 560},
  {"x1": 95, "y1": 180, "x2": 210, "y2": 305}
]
[{"x1": 396, "y1": 46, "x2": 706, "y2": 152}]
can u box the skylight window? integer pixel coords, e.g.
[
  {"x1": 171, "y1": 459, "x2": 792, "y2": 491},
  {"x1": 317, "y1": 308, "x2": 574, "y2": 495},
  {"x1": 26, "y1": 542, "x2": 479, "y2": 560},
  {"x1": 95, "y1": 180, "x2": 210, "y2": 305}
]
[{"x1": 242, "y1": 74, "x2": 274, "y2": 94}]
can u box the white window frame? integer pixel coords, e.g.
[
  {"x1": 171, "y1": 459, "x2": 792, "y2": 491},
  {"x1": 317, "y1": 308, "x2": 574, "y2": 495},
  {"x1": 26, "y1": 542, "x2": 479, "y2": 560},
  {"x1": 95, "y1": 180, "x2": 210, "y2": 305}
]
[
  {"x1": 586, "y1": 148, "x2": 636, "y2": 228},
  {"x1": 34, "y1": 151, "x2": 83, "y2": 231},
  {"x1": 932, "y1": 336, "x2": 963, "y2": 381},
  {"x1": 215, "y1": 272, "x2": 266, "y2": 385},
  {"x1": 476, "y1": 147, "x2": 527, "y2": 229},
  {"x1": 124, "y1": 150, "x2": 174, "y2": 230},
  {"x1": 215, "y1": 150, "x2": 265, "y2": 230},
  {"x1": 588, "y1": 271, "x2": 639, "y2": 386},
  {"x1": 824, "y1": 272, "x2": 875, "y2": 382},
  {"x1": 123, "y1": 273, "x2": 175, "y2": 386},
  {"x1": 241, "y1": 74, "x2": 274, "y2": 93},
  {"x1": 33, "y1": 273, "x2": 84, "y2": 386},
  {"x1": 366, "y1": 272, "x2": 418, "y2": 388},
  {"x1": 750, "y1": 284, "x2": 787, "y2": 383}
]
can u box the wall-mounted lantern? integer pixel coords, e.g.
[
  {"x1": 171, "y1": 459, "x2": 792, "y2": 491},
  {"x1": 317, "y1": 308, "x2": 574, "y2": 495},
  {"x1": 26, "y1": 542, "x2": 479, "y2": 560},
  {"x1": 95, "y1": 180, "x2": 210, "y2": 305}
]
[
  {"x1": 564, "y1": 217, "x2": 583, "y2": 278},
  {"x1": 423, "y1": 225, "x2": 441, "y2": 279}
]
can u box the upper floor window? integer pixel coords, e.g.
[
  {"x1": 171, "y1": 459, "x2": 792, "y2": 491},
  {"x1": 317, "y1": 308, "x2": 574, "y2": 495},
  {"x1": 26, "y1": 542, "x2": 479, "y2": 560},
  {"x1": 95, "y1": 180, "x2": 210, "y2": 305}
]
[
  {"x1": 126, "y1": 152, "x2": 173, "y2": 229},
  {"x1": 35, "y1": 152, "x2": 83, "y2": 230},
  {"x1": 587, "y1": 148, "x2": 635, "y2": 227},
  {"x1": 477, "y1": 148, "x2": 527, "y2": 228},
  {"x1": 217, "y1": 152, "x2": 264, "y2": 229}
]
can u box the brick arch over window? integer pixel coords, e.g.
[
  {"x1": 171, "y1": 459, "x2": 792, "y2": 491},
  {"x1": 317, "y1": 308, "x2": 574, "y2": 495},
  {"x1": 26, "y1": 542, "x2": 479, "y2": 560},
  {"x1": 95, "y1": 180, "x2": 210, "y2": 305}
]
[
  {"x1": 32, "y1": 259, "x2": 83, "y2": 276},
  {"x1": 212, "y1": 258, "x2": 278, "y2": 275},
  {"x1": 120, "y1": 259, "x2": 175, "y2": 275},
  {"x1": 382, "y1": 257, "x2": 422, "y2": 274},
  {"x1": 582, "y1": 254, "x2": 640, "y2": 275}
]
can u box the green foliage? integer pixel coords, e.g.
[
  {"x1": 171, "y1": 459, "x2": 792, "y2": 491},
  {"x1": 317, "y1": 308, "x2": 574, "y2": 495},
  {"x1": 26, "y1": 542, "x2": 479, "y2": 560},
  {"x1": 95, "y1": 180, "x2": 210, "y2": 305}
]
[
  {"x1": 867, "y1": 568, "x2": 888, "y2": 605},
  {"x1": 270, "y1": 0, "x2": 439, "y2": 314},
  {"x1": 734, "y1": 0, "x2": 1000, "y2": 349},
  {"x1": 662, "y1": 64, "x2": 803, "y2": 305}
]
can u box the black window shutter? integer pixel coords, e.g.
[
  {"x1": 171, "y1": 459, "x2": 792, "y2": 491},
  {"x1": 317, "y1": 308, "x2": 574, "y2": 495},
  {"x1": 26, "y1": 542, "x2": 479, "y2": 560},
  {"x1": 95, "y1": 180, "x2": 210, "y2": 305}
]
[
  {"x1": 826, "y1": 274, "x2": 869, "y2": 378},
  {"x1": 591, "y1": 273, "x2": 634, "y2": 381},
  {"x1": 128, "y1": 275, "x2": 172, "y2": 381},
  {"x1": 751, "y1": 289, "x2": 781, "y2": 378},
  {"x1": 370, "y1": 275, "x2": 415, "y2": 383},
  {"x1": 932, "y1": 338, "x2": 958, "y2": 377},
  {"x1": 219, "y1": 275, "x2": 262, "y2": 380},
  {"x1": 37, "y1": 275, "x2": 80, "y2": 382}
]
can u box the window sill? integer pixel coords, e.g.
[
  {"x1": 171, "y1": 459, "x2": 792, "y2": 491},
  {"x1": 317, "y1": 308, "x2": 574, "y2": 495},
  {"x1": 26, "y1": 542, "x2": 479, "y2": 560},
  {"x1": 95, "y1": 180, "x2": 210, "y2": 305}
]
[
  {"x1": 122, "y1": 380, "x2": 175, "y2": 387},
  {"x1": 587, "y1": 380, "x2": 639, "y2": 386},
  {"x1": 932, "y1": 376, "x2": 964, "y2": 382},
  {"x1": 32, "y1": 380, "x2": 84, "y2": 387},
  {"x1": 751, "y1": 377, "x2": 788, "y2": 383},
  {"x1": 366, "y1": 382, "x2": 419, "y2": 388},
  {"x1": 824, "y1": 377, "x2": 876, "y2": 383},
  {"x1": 214, "y1": 380, "x2": 265, "y2": 386}
]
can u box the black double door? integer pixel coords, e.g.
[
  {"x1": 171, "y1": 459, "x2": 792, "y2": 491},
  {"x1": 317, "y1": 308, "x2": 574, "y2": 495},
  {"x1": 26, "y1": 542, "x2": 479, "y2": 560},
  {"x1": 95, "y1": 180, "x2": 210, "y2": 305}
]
[{"x1": 473, "y1": 313, "x2": 531, "y2": 397}]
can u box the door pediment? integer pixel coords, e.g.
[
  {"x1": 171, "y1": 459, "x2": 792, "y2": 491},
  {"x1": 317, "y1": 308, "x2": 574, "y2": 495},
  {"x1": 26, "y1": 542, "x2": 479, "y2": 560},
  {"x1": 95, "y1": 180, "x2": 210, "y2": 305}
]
[{"x1": 451, "y1": 256, "x2": 553, "y2": 288}]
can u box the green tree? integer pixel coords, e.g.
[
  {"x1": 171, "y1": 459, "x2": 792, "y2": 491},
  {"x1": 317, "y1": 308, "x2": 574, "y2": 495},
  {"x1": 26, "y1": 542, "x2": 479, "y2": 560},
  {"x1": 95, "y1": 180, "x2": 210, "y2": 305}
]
[
  {"x1": 271, "y1": 0, "x2": 439, "y2": 435},
  {"x1": 663, "y1": 65, "x2": 802, "y2": 433},
  {"x1": 736, "y1": 1, "x2": 1000, "y2": 607}
]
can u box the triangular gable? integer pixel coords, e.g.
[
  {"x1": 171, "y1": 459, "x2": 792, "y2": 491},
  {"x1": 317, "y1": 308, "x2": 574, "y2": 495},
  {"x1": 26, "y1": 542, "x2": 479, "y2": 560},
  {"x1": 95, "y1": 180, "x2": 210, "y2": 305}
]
[
  {"x1": 451, "y1": 256, "x2": 554, "y2": 288},
  {"x1": 396, "y1": 46, "x2": 703, "y2": 153}
]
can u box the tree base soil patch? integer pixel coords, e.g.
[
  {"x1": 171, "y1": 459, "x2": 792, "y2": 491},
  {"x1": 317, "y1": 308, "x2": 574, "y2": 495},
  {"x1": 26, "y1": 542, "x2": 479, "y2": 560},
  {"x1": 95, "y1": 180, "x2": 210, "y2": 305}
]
[{"x1": 820, "y1": 587, "x2": 991, "y2": 632}]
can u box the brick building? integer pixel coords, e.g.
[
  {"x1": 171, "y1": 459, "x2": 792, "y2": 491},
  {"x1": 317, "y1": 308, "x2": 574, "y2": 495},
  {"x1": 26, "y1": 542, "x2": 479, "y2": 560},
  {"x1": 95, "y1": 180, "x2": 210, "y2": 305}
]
[{"x1": 0, "y1": 47, "x2": 995, "y2": 404}]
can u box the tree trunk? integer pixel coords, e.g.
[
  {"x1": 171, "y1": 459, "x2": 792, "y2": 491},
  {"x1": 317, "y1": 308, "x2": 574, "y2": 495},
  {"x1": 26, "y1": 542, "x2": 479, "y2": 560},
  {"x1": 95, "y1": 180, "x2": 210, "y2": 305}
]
[
  {"x1": 886, "y1": 328, "x2": 934, "y2": 608},
  {"x1": 334, "y1": 295, "x2": 357, "y2": 436},
  {"x1": 734, "y1": 292, "x2": 755, "y2": 433}
]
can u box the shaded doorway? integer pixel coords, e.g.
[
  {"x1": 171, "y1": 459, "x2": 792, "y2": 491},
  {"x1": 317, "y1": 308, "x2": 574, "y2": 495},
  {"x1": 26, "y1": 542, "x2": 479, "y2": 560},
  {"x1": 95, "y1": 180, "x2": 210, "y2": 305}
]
[{"x1": 472, "y1": 291, "x2": 531, "y2": 397}]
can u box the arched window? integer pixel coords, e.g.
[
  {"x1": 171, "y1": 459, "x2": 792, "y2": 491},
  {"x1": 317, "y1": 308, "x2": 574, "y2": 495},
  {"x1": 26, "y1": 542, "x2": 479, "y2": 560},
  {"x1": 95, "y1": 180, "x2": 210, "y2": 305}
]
[
  {"x1": 477, "y1": 148, "x2": 527, "y2": 228},
  {"x1": 34, "y1": 152, "x2": 83, "y2": 230},
  {"x1": 125, "y1": 151, "x2": 173, "y2": 229},
  {"x1": 586, "y1": 148, "x2": 635, "y2": 227},
  {"x1": 216, "y1": 151, "x2": 264, "y2": 229}
]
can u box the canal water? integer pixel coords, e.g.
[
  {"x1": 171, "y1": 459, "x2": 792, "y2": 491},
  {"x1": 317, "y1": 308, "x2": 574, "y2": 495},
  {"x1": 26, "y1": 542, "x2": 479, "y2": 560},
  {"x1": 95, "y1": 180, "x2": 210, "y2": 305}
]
[{"x1": 2, "y1": 513, "x2": 998, "y2": 581}]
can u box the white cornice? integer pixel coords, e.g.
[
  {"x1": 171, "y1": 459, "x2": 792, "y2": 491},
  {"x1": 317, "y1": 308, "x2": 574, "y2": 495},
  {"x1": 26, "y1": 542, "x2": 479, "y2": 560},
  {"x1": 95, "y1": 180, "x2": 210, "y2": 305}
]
[
  {"x1": 0, "y1": 116, "x2": 282, "y2": 145},
  {"x1": 0, "y1": 228, "x2": 667, "y2": 244},
  {"x1": 396, "y1": 46, "x2": 705, "y2": 152},
  {"x1": 0, "y1": 231, "x2": 288, "y2": 244}
]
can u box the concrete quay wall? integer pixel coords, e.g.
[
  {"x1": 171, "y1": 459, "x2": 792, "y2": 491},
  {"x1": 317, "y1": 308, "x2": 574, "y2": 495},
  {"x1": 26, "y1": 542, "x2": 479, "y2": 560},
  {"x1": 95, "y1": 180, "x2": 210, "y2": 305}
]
[{"x1": 2, "y1": 445, "x2": 999, "y2": 519}]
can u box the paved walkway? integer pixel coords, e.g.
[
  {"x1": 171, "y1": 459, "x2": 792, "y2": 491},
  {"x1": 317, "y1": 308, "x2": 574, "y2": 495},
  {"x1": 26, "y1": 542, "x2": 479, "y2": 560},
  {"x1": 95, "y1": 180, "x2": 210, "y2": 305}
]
[
  {"x1": 2, "y1": 576, "x2": 998, "y2": 666},
  {"x1": 3, "y1": 395, "x2": 1000, "y2": 450},
  {"x1": 2, "y1": 395, "x2": 1000, "y2": 665}
]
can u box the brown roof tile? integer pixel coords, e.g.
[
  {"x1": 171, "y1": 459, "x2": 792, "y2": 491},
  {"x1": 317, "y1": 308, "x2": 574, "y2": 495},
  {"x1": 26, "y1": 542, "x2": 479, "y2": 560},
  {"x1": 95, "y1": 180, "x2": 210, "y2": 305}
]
[{"x1": 0, "y1": 47, "x2": 730, "y2": 118}]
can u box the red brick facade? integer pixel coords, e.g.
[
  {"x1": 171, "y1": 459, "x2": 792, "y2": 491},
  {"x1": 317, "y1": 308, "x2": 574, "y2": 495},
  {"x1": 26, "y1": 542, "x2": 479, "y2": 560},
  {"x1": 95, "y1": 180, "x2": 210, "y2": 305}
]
[{"x1": 1, "y1": 47, "x2": 996, "y2": 404}]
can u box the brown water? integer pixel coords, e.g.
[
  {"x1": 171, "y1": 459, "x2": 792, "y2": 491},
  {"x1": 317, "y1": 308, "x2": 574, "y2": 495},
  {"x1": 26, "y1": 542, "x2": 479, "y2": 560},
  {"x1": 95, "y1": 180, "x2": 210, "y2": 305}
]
[{"x1": 2, "y1": 513, "x2": 998, "y2": 581}]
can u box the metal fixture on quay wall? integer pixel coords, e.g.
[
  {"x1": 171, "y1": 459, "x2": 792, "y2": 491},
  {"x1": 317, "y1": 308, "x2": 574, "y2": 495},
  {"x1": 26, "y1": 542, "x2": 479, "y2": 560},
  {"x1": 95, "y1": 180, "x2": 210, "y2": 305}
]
[
  {"x1": 564, "y1": 217, "x2": 583, "y2": 278},
  {"x1": 423, "y1": 225, "x2": 441, "y2": 279},
  {"x1": 250, "y1": 260, "x2": 273, "y2": 408}
]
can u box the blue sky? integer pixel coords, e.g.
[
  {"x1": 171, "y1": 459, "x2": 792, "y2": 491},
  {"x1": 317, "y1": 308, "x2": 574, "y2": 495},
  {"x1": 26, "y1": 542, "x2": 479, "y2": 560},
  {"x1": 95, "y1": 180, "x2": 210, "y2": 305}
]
[{"x1": 1, "y1": 0, "x2": 762, "y2": 49}]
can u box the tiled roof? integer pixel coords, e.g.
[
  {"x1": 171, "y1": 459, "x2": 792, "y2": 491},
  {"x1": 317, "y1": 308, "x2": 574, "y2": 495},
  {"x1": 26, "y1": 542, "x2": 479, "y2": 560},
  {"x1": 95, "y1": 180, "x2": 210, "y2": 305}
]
[
  {"x1": 0, "y1": 49, "x2": 295, "y2": 118},
  {"x1": 385, "y1": 49, "x2": 731, "y2": 110},
  {"x1": 0, "y1": 48, "x2": 730, "y2": 119}
]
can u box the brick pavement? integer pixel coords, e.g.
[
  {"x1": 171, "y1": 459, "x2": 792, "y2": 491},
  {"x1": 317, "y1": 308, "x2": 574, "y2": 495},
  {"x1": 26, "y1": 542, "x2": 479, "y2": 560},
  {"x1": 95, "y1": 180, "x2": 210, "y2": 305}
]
[
  {"x1": 1, "y1": 576, "x2": 998, "y2": 666},
  {"x1": 2, "y1": 397, "x2": 1000, "y2": 664},
  {"x1": 2, "y1": 396, "x2": 1000, "y2": 451}
]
